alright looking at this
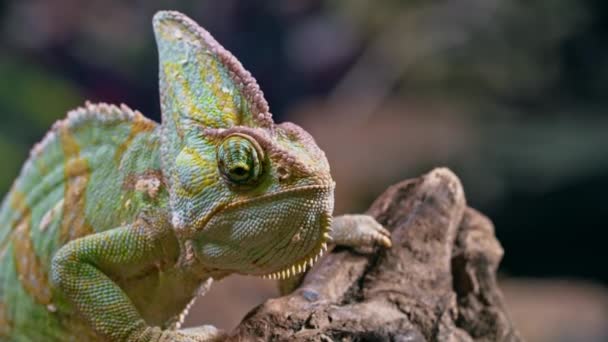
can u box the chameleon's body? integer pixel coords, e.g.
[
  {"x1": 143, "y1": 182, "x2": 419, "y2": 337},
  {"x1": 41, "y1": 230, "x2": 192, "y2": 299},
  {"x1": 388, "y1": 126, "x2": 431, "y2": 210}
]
[{"x1": 0, "y1": 11, "x2": 390, "y2": 342}]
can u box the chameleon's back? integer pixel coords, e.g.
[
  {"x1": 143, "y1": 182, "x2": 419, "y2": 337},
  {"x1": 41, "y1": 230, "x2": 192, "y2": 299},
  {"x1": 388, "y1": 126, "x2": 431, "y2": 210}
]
[{"x1": 0, "y1": 103, "x2": 162, "y2": 341}]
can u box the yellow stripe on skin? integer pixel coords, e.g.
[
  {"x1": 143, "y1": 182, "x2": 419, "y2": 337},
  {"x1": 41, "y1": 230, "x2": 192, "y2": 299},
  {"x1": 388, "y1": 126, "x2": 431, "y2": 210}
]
[
  {"x1": 35, "y1": 155, "x2": 50, "y2": 176},
  {"x1": 0, "y1": 191, "x2": 30, "y2": 269},
  {"x1": 59, "y1": 127, "x2": 94, "y2": 245},
  {"x1": 13, "y1": 213, "x2": 53, "y2": 305},
  {"x1": 163, "y1": 63, "x2": 219, "y2": 128},
  {"x1": 199, "y1": 53, "x2": 240, "y2": 127},
  {"x1": 8, "y1": 191, "x2": 29, "y2": 227},
  {"x1": 0, "y1": 302, "x2": 11, "y2": 337},
  {"x1": 173, "y1": 147, "x2": 218, "y2": 197},
  {"x1": 114, "y1": 117, "x2": 156, "y2": 164},
  {"x1": 163, "y1": 61, "x2": 240, "y2": 129},
  {"x1": 162, "y1": 63, "x2": 186, "y2": 139}
]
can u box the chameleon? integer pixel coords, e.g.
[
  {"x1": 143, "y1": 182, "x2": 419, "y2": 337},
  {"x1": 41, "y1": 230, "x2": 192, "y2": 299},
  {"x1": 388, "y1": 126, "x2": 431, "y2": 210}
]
[{"x1": 0, "y1": 10, "x2": 391, "y2": 342}]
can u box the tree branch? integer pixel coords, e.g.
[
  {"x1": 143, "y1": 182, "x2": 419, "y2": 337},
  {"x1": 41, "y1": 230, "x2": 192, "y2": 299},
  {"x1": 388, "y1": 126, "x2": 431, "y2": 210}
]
[{"x1": 229, "y1": 168, "x2": 522, "y2": 341}]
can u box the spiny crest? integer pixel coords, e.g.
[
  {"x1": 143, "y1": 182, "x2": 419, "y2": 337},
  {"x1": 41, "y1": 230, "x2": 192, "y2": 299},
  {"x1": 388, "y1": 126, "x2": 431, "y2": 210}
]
[
  {"x1": 30, "y1": 102, "x2": 150, "y2": 159},
  {"x1": 261, "y1": 241, "x2": 329, "y2": 280}
]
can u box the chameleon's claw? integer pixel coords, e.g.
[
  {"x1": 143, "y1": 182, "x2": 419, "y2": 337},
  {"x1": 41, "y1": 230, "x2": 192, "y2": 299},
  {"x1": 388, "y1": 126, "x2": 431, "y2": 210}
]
[
  {"x1": 374, "y1": 229, "x2": 392, "y2": 249},
  {"x1": 378, "y1": 226, "x2": 392, "y2": 248}
]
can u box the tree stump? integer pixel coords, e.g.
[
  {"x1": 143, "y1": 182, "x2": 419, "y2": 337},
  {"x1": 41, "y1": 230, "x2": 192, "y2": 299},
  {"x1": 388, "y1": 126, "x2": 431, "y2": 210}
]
[{"x1": 229, "y1": 168, "x2": 522, "y2": 341}]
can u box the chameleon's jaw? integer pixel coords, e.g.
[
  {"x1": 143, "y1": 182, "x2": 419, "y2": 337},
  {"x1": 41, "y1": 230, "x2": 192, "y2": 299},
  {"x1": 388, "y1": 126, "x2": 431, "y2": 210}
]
[
  {"x1": 259, "y1": 214, "x2": 331, "y2": 280},
  {"x1": 193, "y1": 183, "x2": 335, "y2": 277}
]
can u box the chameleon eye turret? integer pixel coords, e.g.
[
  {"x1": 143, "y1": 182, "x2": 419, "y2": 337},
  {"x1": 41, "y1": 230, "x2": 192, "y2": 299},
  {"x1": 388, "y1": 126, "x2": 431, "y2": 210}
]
[{"x1": 217, "y1": 134, "x2": 264, "y2": 186}]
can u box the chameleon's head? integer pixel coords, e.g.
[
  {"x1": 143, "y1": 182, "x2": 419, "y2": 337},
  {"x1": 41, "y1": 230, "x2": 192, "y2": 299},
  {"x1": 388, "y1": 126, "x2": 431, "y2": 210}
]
[{"x1": 153, "y1": 11, "x2": 334, "y2": 278}]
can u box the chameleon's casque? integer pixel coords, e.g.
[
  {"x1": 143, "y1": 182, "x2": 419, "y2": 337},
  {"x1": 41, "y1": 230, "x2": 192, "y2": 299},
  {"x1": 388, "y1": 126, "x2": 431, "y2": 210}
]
[{"x1": 0, "y1": 10, "x2": 390, "y2": 342}]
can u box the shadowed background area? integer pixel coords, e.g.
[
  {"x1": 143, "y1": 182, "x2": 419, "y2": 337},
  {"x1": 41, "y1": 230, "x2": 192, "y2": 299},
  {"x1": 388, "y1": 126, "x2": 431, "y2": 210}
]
[{"x1": 1, "y1": 1, "x2": 607, "y2": 341}]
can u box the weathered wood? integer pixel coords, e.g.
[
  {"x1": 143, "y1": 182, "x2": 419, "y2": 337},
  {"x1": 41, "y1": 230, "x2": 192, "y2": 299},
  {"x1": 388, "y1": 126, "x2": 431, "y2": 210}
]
[{"x1": 230, "y1": 168, "x2": 521, "y2": 341}]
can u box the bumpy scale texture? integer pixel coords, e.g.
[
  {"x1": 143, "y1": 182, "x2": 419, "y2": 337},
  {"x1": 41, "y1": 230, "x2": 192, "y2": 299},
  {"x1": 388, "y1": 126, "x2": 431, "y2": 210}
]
[{"x1": 0, "y1": 11, "x2": 390, "y2": 342}]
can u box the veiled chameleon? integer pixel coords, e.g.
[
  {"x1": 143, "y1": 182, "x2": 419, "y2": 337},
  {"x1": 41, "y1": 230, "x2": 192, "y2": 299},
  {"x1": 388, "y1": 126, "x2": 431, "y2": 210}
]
[{"x1": 0, "y1": 11, "x2": 390, "y2": 341}]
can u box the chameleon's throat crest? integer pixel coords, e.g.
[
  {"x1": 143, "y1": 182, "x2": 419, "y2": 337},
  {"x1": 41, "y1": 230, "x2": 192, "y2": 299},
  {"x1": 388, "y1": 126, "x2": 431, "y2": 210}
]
[{"x1": 259, "y1": 212, "x2": 332, "y2": 281}]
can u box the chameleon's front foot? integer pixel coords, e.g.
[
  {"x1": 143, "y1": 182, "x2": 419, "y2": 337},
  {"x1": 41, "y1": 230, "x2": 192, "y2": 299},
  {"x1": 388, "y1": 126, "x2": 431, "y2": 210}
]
[{"x1": 330, "y1": 214, "x2": 392, "y2": 253}]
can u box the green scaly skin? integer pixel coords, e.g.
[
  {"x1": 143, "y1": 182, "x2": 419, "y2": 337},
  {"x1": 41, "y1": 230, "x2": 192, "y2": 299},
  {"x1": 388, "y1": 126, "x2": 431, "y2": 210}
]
[{"x1": 0, "y1": 11, "x2": 391, "y2": 342}]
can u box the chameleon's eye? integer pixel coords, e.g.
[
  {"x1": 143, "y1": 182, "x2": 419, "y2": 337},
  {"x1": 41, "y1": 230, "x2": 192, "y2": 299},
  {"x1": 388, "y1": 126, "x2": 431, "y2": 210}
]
[{"x1": 217, "y1": 134, "x2": 264, "y2": 186}]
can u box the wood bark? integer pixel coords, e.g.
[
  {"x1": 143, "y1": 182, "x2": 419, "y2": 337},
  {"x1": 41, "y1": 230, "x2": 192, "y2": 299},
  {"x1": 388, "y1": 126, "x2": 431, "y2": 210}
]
[{"x1": 229, "y1": 168, "x2": 522, "y2": 341}]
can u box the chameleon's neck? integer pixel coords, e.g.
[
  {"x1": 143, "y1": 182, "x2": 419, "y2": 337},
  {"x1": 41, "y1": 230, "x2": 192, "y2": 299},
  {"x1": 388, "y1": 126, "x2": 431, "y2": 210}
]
[{"x1": 129, "y1": 128, "x2": 231, "y2": 280}]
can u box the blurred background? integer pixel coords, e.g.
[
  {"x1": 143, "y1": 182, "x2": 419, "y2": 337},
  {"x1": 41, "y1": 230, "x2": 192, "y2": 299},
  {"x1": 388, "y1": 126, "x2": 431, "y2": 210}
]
[{"x1": 1, "y1": 0, "x2": 607, "y2": 341}]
